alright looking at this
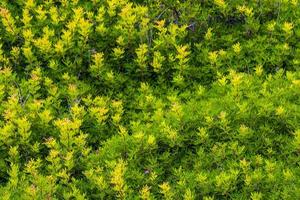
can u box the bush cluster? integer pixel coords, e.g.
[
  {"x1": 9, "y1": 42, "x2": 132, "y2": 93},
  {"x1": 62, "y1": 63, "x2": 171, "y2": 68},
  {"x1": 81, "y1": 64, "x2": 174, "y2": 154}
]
[{"x1": 0, "y1": 0, "x2": 300, "y2": 199}]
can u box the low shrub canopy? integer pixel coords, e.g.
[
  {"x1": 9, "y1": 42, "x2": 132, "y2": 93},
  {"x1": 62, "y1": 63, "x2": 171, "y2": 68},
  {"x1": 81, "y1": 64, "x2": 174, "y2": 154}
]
[{"x1": 0, "y1": 0, "x2": 300, "y2": 199}]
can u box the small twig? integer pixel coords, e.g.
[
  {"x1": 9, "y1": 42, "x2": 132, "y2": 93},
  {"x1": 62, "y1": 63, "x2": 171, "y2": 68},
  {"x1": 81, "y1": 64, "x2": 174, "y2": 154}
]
[
  {"x1": 172, "y1": 7, "x2": 180, "y2": 23},
  {"x1": 155, "y1": 8, "x2": 168, "y2": 20}
]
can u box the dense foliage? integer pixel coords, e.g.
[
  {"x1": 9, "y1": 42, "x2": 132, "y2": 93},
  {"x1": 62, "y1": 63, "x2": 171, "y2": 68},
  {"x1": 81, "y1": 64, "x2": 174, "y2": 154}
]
[{"x1": 0, "y1": 0, "x2": 300, "y2": 199}]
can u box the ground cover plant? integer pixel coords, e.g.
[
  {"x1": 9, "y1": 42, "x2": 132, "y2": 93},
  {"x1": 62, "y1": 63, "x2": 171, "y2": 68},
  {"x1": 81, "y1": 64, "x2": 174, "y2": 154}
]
[{"x1": 0, "y1": 0, "x2": 300, "y2": 199}]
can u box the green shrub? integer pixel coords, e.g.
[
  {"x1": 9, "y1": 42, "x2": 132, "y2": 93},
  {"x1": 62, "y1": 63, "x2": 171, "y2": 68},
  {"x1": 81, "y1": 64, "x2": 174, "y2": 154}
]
[{"x1": 0, "y1": 0, "x2": 300, "y2": 199}]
